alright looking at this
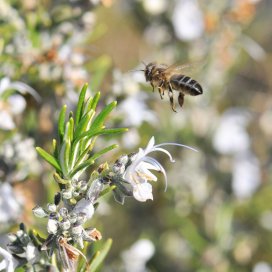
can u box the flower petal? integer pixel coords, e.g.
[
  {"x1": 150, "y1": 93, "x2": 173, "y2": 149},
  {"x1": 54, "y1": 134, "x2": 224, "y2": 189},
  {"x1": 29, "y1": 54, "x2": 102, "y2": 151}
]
[
  {"x1": 152, "y1": 147, "x2": 175, "y2": 162},
  {"x1": 133, "y1": 182, "x2": 153, "y2": 202},
  {"x1": 143, "y1": 156, "x2": 168, "y2": 191},
  {"x1": 0, "y1": 246, "x2": 17, "y2": 272},
  {"x1": 137, "y1": 162, "x2": 158, "y2": 181},
  {"x1": 144, "y1": 136, "x2": 155, "y2": 153},
  {"x1": 138, "y1": 161, "x2": 161, "y2": 171}
]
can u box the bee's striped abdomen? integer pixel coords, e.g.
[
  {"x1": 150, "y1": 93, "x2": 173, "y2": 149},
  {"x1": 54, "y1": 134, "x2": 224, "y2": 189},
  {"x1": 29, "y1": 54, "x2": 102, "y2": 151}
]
[{"x1": 170, "y1": 74, "x2": 203, "y2": 96}]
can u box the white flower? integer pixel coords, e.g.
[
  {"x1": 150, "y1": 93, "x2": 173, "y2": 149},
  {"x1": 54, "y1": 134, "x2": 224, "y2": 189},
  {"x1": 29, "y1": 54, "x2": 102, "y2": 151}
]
[
  {"x1": 0, "y1": 183, "x2": 23, "y2": 223},
  {"x1": 17, "y1": 243, "x2": 39, "y2": 264},
  {"x1": 121, "y1": 239, "x2": 155, "y2": 272},
  {"x1": 123, "y1": 137, "x2": 197, "y2": 202},
  {"x1": 119, "y1": 93, "x2": 157, "y2": 127},
  {"x1": 232, "y1": 151, "x2": 260, "y2": 199},
  {"x1": 172, "y1": 0, "x2": 204, "y2": 41},
  {"x1": 213, "y1": 108, "x2": 251, "y2": 155},
  {"x1": 0, "y1": 77, "x2": 40, "y2": 130},
  {"x1": 0, "y1": 246, "x2": 18, "y2": 272},
  {"x1": 0, "y1": 77, "x2": 40, "y2": 102},
  {"x1": 142, "y1": 0, "x2": 168, "y2": 15}
]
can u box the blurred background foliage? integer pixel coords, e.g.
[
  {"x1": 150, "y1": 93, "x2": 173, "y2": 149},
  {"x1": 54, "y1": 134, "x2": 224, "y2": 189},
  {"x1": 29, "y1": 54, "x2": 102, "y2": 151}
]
[{"x1": 0, "y1": 0, "x2": 272, "y2": 271}]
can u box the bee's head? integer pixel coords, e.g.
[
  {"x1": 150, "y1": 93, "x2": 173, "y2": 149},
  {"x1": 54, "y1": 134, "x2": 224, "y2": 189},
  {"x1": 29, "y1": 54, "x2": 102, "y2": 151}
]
[{"x1": 144, "y1": 62, "x2": 156, "y2": 82}]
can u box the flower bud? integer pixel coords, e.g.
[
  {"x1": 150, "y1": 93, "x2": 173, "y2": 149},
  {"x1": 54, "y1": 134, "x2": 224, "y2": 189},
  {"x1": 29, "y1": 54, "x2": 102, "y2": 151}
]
[
  {"x1": 32, "y1": 206, "x2": 48, "y2": 218},
  {"x1": 62, "y1": 189, "x2": 73, "y2": 199},
  {"x1": 47, "y1": 203, "x2": 57, "y2": 212},
  {"x1": 47, "y1": 219, "x2": 58, "y2": 234}
]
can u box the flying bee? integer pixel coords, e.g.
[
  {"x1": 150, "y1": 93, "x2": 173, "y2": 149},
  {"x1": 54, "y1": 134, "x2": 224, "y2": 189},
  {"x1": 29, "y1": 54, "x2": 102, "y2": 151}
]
[{"x1": 141, "y1": 62, "x2": 203, "y2": 112}]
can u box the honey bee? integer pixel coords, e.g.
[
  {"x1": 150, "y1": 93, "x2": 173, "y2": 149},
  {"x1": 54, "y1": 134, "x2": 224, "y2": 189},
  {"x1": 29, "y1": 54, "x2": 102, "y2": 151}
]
[{"x1": 142, "y1": 62, "x2": 203, "y2": 112}]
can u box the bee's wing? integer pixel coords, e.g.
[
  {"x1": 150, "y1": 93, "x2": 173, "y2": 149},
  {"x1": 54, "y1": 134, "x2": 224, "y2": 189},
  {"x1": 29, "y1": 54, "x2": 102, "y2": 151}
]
[{"x1": 164, "y1": 61, "x2": 205, "y2": 76}]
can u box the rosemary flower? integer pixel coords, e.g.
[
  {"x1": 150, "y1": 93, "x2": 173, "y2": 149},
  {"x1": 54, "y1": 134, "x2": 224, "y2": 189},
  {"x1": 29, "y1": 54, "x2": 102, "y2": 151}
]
[
  {"x1": 0, "y1": 246, "x2": 17, "y2": 272},
  {"x1": 123, "y1": 137, "x2": 197, "y2": 202}
]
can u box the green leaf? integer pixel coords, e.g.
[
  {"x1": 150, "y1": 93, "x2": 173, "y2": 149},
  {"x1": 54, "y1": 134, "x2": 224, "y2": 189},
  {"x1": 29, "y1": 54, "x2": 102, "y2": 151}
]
[
  {"x1": 74, "y1": 128, "x2": 128, "y2": 146},
  {"x1": 68, "y1": 117, "x2": 74, "y2": 143},
  {"x1": 75, "y1": 83, "x2": 88, "y2": 126},
  {"x1": 74, "y1": 110, "x2": 95, "y2": 140},
  {"x1": 63, "y1": 119, "x2": 72, "y2": 143},
  {"x1": 75, "y1": 144, "x2": 118, "y2": 172},
  {"x1": 29, "y1": 229, "x2": 42, "y2": 247},
  {"x1": 85, "y1": 96, "x2": 94, "y2": 114},
  {"x1": 100, "y1": 185, "x2": 116, "y2": 197},
  {"x1": 70, "y1": 141, "x2": 81, "y2": 169},
  {"x1": 72, "y1": 141, "x2": 96, "y2": 170},
  {"x1": 89, "y1": 239, "x2": 112, "y2": 272},
  {"x1": 59, "y1": 139, "x2": 71, "y2": 177},
  {"x1": 36, "y1": 147, "x2": 61, "y2": 172},
  {"x1": 70, "y1": 144, "x2": 118, "y2": 178},
  {"x1": 69, "y1": 159, "x2": 94, "y2": 179},
  {"x1": 58, "y1": 105, "x2": 67, "y2": 144},
  {"x1": 90, "y1": 92, "x2": 100, "y2": 111},
  {"x1": 53, "y1": 172, "x2": 69, "y2": 185},
  {"x1": 90, "y1": 144, "x2": 118, "y2": 161},
  {"x1": 52, "y1": 139, "x2": 58, "y2": 159},
  {"x1": 90, "y1": 101, "x2": 117, "y2": 131}
]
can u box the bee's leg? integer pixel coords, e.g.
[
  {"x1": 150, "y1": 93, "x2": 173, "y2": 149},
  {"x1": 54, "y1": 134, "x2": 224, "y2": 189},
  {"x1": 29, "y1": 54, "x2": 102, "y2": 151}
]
[
  {"x1": 178, "y1": 92, "x2": 184, "y2": 108},
  {"x1": 168, "y1": 87, "x2": 176, "y2": 112},
  {"x1": 158, "y1": 81, "x2": 165, "y2": 99},
  {"x1": 150, "y1": 82, "x2": 155, "y2": 92},
  {"x1": 158, "y1": 86, "x2": 164, "y2": 99}
]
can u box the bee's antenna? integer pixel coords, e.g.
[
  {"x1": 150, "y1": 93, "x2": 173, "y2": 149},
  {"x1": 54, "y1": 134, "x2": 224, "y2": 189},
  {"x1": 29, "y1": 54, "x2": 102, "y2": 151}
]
[
  {"x1": 128, "y1": 61, "x2": 147, "y2": 73},
  {"x1": 129, "y1": 69, "x2": 145, "y2": 73}
]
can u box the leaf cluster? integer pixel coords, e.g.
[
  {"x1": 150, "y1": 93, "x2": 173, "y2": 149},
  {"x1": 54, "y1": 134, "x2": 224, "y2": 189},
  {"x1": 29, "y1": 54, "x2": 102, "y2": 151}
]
[{"x1": 36, "y1": 84, "x2": 127, "y2": 180}]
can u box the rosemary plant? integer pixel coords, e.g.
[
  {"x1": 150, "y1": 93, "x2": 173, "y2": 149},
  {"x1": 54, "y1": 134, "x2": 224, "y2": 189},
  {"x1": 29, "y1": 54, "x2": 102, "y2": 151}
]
[{"x1": 0, "y1": 84, "x2": 196, "y2": 272}]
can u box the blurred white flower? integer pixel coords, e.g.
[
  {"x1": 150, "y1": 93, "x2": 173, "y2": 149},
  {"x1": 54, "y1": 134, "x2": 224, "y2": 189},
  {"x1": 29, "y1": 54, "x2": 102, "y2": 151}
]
[
  {"x1": 213, "y1": 109, "x2": 260, "y2": 199},
  {"x1": 232, "y1": 151, "x2": 260, "y2": 199},
  {"x1": 0, "y1": 183, "x2": 22, "y2": 224},
  {"x1": 253, "y1": 262, "x2": 272, "y2": 272},
  {"x1": 172, "y1": 0, "x2": 204, "y2": 41},
  {"x1": 0, "y1": 111, "x2": 15, "y2": 130},
  {"x1": 122, "y1": 128, "x2": 140, "y2": 149},
  {"x1": 121, "y1": 239, "x2": 155, "y2": 272},
  {"x1": 0, "y1": 135, "x2": 41, "y2": 181},
  {"x1": 142, "y1": 0, "x2": 168, "y2": 15},
  {"x1": 119, "y1": 93, "x2": 157, "y2": 127},
  {"x1": 0, "y1": 77, "x2": 40, "y2": 130},
  {"x1": 144, "y1": 23, "x2": 171, "y2": 45},
  {"x1": 241, "y1": 35, "x2": 266, "y2": 61},
  {"x1": 213, "y1": 108, "x2": 251, "y2": 155},
  {"x1": 0, "y1": 1, "x2": 25, "y2": 30},
  {"x1": 123, "y1": 137, "x2": 197, "y2": 202},
  {"x1": 112, "y1": 69, "x2": 141, "y2": 96},
  {"x1": 259, "y1": 211, "x2": 272, "y2": 231},
  {"x1": 0, "y1": 246, "x2": 18, "y2": 272},
  {"x1": 0, "y1": 77, "x2": 40, "y2": 102},
  {"x1": 18, "y1": 242, "x2": 39, "y2": 264}
]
